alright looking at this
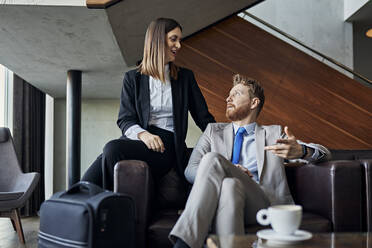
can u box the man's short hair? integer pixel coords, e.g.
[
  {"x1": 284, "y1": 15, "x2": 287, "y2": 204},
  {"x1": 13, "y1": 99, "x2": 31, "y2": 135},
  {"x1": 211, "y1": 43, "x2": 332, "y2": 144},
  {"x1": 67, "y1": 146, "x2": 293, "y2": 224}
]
[{"x1": 233, "y1": 74, "x2": 265, "y2": 117}]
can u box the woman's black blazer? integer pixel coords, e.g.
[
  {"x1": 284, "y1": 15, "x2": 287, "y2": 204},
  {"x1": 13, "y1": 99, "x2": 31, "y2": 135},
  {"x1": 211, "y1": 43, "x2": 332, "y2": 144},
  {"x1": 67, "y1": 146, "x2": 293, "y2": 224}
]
[{"x1": 117, "y1": 67, "x2": 216, "y2": 178}]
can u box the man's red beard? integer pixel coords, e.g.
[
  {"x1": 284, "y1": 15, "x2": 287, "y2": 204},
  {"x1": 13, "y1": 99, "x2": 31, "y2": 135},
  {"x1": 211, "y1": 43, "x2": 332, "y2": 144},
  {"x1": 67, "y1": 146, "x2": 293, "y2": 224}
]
[{"x1": 226, "y1": 104, "x2": 251, "y2": 121}]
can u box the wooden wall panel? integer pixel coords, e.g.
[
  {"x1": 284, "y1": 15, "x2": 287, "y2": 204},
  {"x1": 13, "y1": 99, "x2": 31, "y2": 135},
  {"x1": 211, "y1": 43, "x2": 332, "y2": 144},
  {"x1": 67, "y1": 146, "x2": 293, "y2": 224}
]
[{"x1": 176, "y1": 16, "x2": 372, "y2": 149}]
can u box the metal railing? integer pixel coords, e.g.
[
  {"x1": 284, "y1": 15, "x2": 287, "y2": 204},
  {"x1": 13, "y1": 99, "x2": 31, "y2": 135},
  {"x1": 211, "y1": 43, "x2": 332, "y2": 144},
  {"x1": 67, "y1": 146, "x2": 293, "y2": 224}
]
[{"x1": 242, "y1": 11, "x2": 372, "y2": 86}]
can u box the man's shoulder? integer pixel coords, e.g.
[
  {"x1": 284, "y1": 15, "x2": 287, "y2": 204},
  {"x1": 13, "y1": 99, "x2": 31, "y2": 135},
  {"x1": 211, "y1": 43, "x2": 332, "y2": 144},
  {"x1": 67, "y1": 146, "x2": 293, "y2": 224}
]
[
  {"x1": 258, "y1": 124, "x2": 282, "y2": 134},
  {"x1": 207, "y1": 123, "x2": 282, "y2": 131},
  {"x1": 207, "y1": 123, "x2": 231, "y2": 131}
]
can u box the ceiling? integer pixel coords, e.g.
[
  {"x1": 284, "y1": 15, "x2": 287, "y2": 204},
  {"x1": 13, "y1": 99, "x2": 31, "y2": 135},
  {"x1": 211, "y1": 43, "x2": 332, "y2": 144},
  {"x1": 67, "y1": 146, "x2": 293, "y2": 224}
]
[
  {"x1": 0, "y1": 0, "x2": 261, "y2": 98},
  {"x1": 106, "y1": 0, "x2": 262, "y2": 66},
  {"x1": 0, "y1": 5, "x2": 127, "y2": 98}
]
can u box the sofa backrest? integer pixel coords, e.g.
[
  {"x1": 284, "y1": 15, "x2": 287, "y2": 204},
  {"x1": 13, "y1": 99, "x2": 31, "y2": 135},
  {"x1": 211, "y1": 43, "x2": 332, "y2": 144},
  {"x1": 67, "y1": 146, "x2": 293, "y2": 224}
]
[
  {"x1": 330, "y1": 149, "x2": 372, "y2": 160},
  {"x1": 155, "y1": 149, "x2": 372, "y2": 210}
]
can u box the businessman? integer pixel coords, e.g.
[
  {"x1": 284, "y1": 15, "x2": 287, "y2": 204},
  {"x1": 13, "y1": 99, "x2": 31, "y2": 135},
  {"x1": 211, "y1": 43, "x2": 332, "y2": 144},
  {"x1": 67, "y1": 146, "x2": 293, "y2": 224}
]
[{"x1": 170, "y1": 74, "x2": 331, "y2": 248}]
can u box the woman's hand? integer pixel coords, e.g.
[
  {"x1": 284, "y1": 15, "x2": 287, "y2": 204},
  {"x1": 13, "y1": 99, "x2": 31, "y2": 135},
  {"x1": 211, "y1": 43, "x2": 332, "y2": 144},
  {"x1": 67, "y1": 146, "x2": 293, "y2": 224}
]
[{"x1": 138, "y1": 131, "x2": 165, "y2": 153}]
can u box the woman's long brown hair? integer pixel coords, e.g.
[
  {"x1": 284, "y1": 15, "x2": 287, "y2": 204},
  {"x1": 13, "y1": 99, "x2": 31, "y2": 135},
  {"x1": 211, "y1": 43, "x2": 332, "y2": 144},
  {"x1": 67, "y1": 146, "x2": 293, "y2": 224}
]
[{"x1": 138, "y1": 18, "x2": 182, "y2": 82}]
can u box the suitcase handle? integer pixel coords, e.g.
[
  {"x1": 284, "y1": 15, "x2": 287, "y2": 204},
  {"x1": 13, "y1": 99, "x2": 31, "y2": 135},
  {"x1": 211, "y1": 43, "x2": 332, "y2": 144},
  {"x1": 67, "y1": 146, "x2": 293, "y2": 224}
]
[{"x1": 64, "y1": 181, "x2": 104, "y2": 196}]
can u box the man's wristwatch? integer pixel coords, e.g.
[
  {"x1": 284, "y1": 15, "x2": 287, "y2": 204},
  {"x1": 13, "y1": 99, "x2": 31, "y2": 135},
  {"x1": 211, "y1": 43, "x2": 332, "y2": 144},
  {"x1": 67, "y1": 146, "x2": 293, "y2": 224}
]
[{"x1": 300, "y1": 144, "x2": 308, "y2": 159}]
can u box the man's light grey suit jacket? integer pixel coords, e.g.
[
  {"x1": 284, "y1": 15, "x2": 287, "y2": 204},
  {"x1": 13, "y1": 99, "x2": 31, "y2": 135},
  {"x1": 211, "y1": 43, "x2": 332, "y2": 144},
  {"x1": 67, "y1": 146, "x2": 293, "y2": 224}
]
[{"x1": 185, "y1": 123, "x2": 331, "y2": 205}]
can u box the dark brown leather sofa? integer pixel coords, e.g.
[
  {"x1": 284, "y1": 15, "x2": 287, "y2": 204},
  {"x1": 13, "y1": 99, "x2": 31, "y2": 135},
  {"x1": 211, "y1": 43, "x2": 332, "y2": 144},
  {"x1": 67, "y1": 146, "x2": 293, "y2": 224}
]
[
  {"x1": 329, "y1": 150, "x2": 372, "y2": 232},
  {"x1": 114, "y1": 149, "x2": 372, "y2": 248}
]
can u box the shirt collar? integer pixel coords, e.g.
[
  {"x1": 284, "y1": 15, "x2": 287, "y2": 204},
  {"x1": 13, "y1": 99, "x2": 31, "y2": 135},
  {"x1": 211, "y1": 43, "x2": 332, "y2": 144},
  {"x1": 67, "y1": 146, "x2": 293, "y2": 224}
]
[{"x1": 233, "y1": 122, "x2": 256, "y2": 135}]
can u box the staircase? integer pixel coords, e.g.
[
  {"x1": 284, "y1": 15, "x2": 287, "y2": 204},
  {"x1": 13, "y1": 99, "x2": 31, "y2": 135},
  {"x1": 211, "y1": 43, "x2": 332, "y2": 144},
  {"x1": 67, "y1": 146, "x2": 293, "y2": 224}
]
[{"x1": 176, "y1": 16, "x2": 372, "y2": 149}]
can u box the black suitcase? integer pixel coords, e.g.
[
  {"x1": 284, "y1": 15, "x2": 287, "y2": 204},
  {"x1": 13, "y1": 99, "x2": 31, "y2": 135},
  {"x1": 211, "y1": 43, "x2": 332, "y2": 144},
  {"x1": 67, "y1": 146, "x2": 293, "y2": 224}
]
[{"x1": 38, "y1": 181, "x2": 135, "y2": 248}]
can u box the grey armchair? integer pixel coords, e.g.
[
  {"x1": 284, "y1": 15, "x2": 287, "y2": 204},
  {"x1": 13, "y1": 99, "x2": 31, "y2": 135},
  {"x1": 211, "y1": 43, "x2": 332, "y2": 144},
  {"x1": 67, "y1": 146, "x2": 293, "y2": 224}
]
[{"x1": 0, "y1": 127, "x2": 40, "y2": 244}]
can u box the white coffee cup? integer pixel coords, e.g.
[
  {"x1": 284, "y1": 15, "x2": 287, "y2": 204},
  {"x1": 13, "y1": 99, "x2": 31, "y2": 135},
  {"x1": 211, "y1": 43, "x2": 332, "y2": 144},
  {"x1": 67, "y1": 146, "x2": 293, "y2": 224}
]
[{"x1": 256, "y1": 205, "x2": 302, "y2": 235}]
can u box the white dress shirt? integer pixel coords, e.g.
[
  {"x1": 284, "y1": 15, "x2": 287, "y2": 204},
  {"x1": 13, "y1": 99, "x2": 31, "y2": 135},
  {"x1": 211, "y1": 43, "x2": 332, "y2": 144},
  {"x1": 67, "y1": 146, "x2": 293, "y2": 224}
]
[{"x1": 125, "y1": 65, "x2": 174, "y2": 140}]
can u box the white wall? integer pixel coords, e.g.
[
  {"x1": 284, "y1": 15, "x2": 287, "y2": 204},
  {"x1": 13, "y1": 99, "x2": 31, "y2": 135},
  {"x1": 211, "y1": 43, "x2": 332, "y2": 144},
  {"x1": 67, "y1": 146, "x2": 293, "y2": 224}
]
[
  {"x1": 53, "y1": 99, "x2": 120, "y2": 191},
  {"x1": 0, "y1": 66, "x2": 4, "y2": 127},
  {"x1": 80, "y1": 99, "x2": 121, "y2": 175},
  {"x1": 186, "y1": 113, "x2": 202, "y2": 148},
  {"x1": 244, "y1": 0, "x2": 354, "y2": 72}
]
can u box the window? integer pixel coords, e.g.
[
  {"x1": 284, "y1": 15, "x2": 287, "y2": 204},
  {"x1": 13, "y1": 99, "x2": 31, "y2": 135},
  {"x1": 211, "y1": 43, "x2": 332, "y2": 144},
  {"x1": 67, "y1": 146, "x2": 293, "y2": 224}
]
[
  {"x1": 0, "y1": 64, "x2": 13, "y2": 130},
  {"x1": 0, "y1": 65, "x2": 4, "y2": 126}
]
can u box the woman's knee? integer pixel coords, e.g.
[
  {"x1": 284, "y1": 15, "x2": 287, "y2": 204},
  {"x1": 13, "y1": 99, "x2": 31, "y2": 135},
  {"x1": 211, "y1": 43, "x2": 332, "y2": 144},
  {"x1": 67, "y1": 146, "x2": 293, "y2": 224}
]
[
  {"x1": 103, "y1": 139, "x2": 123, "y2": 158},
  {"x1": 81, "y1": 155, "x2": 103, "y2": 186}
]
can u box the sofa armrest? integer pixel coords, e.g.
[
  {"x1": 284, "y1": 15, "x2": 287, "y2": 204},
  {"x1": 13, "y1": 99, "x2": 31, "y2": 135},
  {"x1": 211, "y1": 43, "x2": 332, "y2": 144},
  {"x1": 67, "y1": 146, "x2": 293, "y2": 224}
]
[
  {"x1": 114, "y1": 160, "x2": 154, "y2": 248},
  {"x1": 285, "y1": 160, "x2": 363, "y2": 231},
  {"x1": 359, "y1": 159, "x2": 372, "y2": 232}
]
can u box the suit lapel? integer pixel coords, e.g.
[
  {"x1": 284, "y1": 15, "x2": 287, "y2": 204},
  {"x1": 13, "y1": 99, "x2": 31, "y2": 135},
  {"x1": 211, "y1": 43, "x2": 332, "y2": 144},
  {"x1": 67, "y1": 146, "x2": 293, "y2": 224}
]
[
  {"x1": 223, "y1": 123, "x2": 234, "y2": 160},
  {"x1": 138, "y1": 74, "x2": 150, "y2": 128},
  {"x1": 255, "y1": 124, "x2": 266, "y2": 180},
  {"x1": 170, "y1": 77, "x2": 180, "y2": 134}
]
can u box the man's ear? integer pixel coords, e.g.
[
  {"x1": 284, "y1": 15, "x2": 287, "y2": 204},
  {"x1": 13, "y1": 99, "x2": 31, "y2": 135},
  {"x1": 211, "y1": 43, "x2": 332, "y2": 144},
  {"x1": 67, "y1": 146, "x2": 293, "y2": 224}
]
[{"x1": 251, "y1": 97, "x2": 260, "y2": 110}]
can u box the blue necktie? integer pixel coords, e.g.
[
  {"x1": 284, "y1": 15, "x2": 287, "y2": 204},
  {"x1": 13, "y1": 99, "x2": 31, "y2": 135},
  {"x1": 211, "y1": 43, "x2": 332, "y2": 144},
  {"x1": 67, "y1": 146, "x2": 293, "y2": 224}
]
[{"x1": 232, "y1": 127, "x2": 246, "y2": 164}]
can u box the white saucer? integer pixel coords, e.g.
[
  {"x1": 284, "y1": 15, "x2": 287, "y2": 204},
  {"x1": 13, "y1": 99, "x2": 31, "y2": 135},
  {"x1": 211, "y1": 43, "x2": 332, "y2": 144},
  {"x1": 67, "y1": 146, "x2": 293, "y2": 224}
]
[{"x1": 256, "y1": 229, "x2": 312, "y2": 245}]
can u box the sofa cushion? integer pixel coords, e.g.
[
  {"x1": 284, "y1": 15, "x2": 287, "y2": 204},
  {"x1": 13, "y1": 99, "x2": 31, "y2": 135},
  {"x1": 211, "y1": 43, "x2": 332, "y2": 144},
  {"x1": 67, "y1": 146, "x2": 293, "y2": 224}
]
[
  {"x1": 155, "y1": 169, "x2": 189, "y2": 210},
  {"x1": 148, "y1": 209, "x2": 180, "y2": 248},
  {"x1": 0, "y1": 191, "x2": 23, "y2": 201}
]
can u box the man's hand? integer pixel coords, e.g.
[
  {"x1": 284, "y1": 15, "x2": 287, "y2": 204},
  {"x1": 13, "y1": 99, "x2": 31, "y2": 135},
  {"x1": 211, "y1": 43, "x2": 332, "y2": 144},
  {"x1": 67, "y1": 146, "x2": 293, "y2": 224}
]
[
  {"x1": 235, "y1": 164, "x2": 254, "y2": 177},
  {"x1": 264, "y1": 126, "x2": 303, "y2": 159},
  {"x1": 138, "y1": 131, "x2": 165, "y2": 153}
]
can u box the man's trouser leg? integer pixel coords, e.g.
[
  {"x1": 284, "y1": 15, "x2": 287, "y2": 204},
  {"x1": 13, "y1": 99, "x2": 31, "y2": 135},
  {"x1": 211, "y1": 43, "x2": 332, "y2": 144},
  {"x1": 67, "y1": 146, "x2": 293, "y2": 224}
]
[{"x1": 170, "y1": 152, "x2": 269, "y2": 248}]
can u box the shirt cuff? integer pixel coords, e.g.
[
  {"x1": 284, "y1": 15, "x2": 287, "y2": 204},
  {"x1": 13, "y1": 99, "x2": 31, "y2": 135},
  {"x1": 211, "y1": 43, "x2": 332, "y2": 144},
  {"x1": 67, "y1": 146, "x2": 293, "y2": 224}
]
[
  {"x1": 306, "y1": 146, "x2": 324, "y2": 162},
  {"x1": 124, "y1": 124, "x2": 146, "y2": 140}
]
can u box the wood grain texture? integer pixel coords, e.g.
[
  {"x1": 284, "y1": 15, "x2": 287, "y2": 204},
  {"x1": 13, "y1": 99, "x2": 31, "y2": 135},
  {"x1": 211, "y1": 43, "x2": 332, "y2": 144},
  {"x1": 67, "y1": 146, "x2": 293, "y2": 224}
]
[
  {"x1": 86, "y1": 0, "x2": 121, "y2": 9},
  {"x1": 176, "y1": 16, "x2": 372, "y2": 149}
]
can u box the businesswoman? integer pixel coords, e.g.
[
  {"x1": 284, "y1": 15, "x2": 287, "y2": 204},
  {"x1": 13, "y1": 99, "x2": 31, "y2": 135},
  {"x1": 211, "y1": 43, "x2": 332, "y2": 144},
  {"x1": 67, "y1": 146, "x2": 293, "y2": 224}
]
[{"x1": 82, "y1": 18, "x2": 215, "y2": 190}]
